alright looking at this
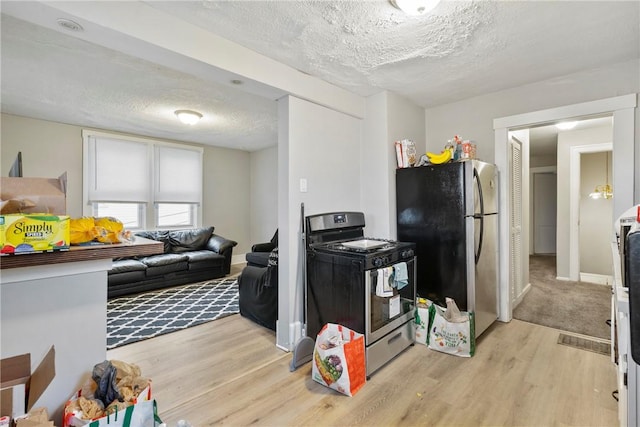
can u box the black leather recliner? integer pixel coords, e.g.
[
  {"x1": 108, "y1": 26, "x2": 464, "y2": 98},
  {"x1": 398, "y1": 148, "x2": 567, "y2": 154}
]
[
  {"x1": 245, "y1": 230, "x2": 277, "y2": 268},
  {"x1": 238, "y1": 237, "x2": 278, "y2": 331}
]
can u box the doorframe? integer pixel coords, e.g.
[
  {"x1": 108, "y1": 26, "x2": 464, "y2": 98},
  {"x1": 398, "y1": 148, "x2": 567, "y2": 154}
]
[
  {"x1": 568, "y1": 143, "x2": 612, "y2": 281},
  {"x1": 493, "y1": 94, "x2": 636, "y2": 322}
]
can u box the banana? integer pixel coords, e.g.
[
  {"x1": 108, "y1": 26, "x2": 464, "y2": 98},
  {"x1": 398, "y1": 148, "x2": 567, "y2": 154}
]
[{"x1": 426, "y1": 149, "x2": 453, "y2": 165}]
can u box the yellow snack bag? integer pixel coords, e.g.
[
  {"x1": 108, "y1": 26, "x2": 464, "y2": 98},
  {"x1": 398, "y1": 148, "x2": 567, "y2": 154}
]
[
  {"x1": 69, "y1": 217, "x2": 97, "y2": 245},
  {"x1": 94, "y1": 217, "x2": 124, "y2": 243}
]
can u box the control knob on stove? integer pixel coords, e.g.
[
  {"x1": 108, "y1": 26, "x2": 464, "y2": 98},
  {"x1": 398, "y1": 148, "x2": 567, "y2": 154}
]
[
  {"x1": 373, "y1": 256, "x2": 388, "y2": 267},
  {"x1": 401, "y1": 249, "x2": 414, "y2": 259}
]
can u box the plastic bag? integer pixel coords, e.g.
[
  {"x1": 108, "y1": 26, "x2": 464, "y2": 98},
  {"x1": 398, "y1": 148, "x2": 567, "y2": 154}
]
[
  {"x1": 312, "y1": 323, "x2": 366, "y2": 396},
  {"x1": 92, "y1": 361, "x2": 122, "y2": 407},
  {"x1": 69, "y1": 217, "x2": 133, "y2": 245},
  {"x1": 70, "y1": 217, "x2": 100, "y2": 245},
  {"x1": 414, "y1": 298, "x2": 432, "y2": 345}
]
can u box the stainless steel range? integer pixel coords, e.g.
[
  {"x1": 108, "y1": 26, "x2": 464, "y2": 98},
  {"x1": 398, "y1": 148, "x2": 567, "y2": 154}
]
[{"x1": 305, "y1": 211, "x2": 416, "y2": 377}]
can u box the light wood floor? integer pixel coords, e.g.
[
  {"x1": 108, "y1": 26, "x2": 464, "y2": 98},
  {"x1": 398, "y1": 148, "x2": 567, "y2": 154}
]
[{"x1": 107, "y1": 309, "x2": 619, "y2": 426}]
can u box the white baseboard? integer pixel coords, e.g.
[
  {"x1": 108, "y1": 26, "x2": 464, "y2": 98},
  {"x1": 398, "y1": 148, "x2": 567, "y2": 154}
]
[
  {"x1": 556, "y1": 276, "x2": 571, "y2": 281},
  {"x1": 579, "y1": 272, "x2": 612, "y2": 286},
  {"x1": 232, "y1": 254, "x2": 246, "y2": 265},
  {"x1": 512, "y1": 283, "x2": 532, "y2": 308}
]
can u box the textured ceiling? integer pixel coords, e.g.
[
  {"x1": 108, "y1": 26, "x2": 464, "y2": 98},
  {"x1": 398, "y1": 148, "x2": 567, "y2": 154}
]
[
  {"x1": 1, "y1": 1, "x2": 638, "y2": 152},
  {"x1": 148, "y1": 0, "x2": 640, "y2": 107}
]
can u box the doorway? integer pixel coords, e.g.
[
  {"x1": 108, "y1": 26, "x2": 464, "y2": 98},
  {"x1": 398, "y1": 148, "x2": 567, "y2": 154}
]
[
  {"x1": 493, "y1": 93, "x2": 636, "y2": 322},
  {"x1": 578, "y1": 149, "x2": 614, "y2": 285},
  {"x1": 513, "y1": 124, "x2": 614, "y2": 339}
]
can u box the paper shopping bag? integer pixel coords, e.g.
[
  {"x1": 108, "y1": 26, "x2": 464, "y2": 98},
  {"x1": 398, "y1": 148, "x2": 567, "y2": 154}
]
[
  {"x1": 312, "y1": 323, "x2": 366, "y2": 396},
  {"x1": 427, "y1": 298, "x2": 475, "y2": 357}
]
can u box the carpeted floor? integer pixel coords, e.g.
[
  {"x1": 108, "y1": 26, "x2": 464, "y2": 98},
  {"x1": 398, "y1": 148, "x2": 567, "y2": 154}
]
[
  {"x1": 513, "y1": 255, "x2": 611, "y2": 340},
  {"x1": 107, "y1": 278, "x2": 239, "y2": 349}
]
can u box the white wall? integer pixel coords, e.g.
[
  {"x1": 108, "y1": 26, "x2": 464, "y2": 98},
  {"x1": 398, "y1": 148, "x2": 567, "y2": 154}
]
[
  {"x1": 1, "y1": 114, "x2": 83, "y2": 217},
  {"x1": 362, "y1": 91, "x2": 425, "y2": 239},
  {"x1": 277, "y1": 95, "x2": 362, "y2": 351},
  {"x1": 425, "y1": 60, "x2": 640, "y2": 198},
  {"x1": 531, "y1": 153, "x2": 557, "y2": 168},
  {"x1": 250, "y1": 146, "x2": 278, "y2": 245},
  {"x1": 579, "y1": 152, "x2": 613, "y2": 276},
  {"x1": 1, "y1": 113, "x2": 252, "y2": 254},
  {"x1": 557, "y1": 124, "x2": 613, "y2": 279},
  {"x1": 201, "y1": 145, "x2": 251, "y2": 254}
]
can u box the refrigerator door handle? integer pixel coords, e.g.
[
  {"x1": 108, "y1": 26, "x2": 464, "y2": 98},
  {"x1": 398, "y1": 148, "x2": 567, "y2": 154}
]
[{"x1": 474, "y1": 168, "x2": 484, "y2": 265}]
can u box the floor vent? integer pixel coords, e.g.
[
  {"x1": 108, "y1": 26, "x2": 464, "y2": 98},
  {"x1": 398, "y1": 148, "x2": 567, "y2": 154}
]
[{"x1": 557, "y1": 333, "x2": 610, "y2": 356}]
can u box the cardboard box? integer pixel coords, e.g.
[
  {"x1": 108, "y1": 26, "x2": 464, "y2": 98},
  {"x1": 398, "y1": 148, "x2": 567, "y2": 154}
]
[
  {"x1": 0, "y1": 214, "x2": 70, "y2": 254},
  {"x1": 0, "y1": 347, "x2": 56, "y2": 422},
  {"x1": 0, "y1": 173, "x2": 67, "y2": 215}
]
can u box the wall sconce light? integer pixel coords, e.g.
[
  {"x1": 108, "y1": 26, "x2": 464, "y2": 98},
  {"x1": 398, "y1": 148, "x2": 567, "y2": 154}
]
[{"x1": 174, "y1": 110, "x2": 203, "y2": 125}]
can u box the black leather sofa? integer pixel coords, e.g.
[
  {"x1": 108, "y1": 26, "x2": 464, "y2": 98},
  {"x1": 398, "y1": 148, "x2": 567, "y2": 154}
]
[
  {"x1": 238, "y1": 232, "x2": 278, "y2": 330},
  {"x1": 107, "y1": 226, "x2": 237, "y2": 298}
]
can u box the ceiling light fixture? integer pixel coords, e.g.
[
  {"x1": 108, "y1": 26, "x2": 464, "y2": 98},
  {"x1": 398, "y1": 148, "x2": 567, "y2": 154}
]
[
  {"x1": 174, "y1": 110, "x2": 203, "y2": 125},
  {"x1": 390, "y1": 0, "x2": 441, "y2": 15},
  {"x1": 589, "y1": 151, "x2": 613, "y2": 200},
  {"x1": 556, "y1": 121, "x2": 578, "y2": 130},
  {"x1": 56, "y1": 18, "x2": 84, "y2": 32}
]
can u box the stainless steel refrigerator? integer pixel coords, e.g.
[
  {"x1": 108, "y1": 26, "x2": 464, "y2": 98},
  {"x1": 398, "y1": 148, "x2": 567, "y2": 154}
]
[{"x1": 396, "y1": 160, "x2": 499, "y2": 337}]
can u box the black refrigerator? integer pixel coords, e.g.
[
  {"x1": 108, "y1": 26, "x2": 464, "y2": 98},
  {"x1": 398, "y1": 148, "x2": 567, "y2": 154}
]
[{"x1": 396, "y1": 160, "x2": 499, "y2": 337}]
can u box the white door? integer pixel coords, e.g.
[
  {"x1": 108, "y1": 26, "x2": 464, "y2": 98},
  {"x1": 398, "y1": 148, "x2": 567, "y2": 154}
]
[
  {"x1": 509, "y1": 137, "x2": 525, "y2": 302},
  {"x1": 533, "y1": 172, "x2": 557, "y2": 254}
]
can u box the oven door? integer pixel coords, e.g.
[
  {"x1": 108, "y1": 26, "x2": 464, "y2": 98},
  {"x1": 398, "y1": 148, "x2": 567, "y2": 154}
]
[{"x1": 365, "y1": 257, "x2": 416, "y2": 345}]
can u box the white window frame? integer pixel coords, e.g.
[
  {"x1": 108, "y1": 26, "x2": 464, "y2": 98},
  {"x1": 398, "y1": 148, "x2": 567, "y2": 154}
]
[
  {"x1": 155, "y1": 202, "x2": 198, "y2": 228},
  {"x1": 82, "y1": 130, "x2": 203, "y2": 230}
]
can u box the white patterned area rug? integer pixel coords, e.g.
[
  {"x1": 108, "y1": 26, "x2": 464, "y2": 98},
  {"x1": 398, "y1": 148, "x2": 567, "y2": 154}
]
[{"x1": 107, "y1": 278, "x2": 239, "y2": 349}]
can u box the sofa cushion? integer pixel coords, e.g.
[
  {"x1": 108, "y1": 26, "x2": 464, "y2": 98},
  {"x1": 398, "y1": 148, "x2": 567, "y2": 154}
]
[
  {"x1": 185, "y1": 250, "x2": 226, "y2": 272},
  {"x1": 110, "y1": 259, "x2": 147, "y2": 274},
  {"x1": 140, "y1": 253, "x2": 189, "y2": 267},
  {"x1": 169, "y1": 227, "x2": 214, "y2": 253},
  {"x1": 108, "y1": 270, "x2": 146, "y2": 286},
  {"x1": 139, "y1": 253, "x2": 189, "y2": 276},
  {"x1": 135, "y1": 230, "x2": 171, "y2": 253}
]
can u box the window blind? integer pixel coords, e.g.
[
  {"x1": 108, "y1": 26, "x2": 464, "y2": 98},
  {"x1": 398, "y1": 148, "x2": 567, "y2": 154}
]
[
  {"x1": 154, "y1": 145, "x2": 202, "y2": 204},
  {"x1": 87, "y1": 137, "x2": 150, "y2": 202}
]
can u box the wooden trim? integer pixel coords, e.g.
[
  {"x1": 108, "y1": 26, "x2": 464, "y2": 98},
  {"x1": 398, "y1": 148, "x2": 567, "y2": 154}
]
[{"x1": 0, "y1": 237, "x2": 163, "y2": 270}]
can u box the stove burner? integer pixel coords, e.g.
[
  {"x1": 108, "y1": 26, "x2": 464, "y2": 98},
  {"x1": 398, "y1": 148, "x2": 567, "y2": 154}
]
[{"x1": 321, "y1": 238, "x2": 396, "y2": 254}]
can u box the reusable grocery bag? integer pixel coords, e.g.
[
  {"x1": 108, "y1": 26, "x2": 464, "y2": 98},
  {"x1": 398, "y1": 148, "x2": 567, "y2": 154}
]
[
  {"x1": 87, "y1": 400, "x2": 162, "y2": 427},
  {"x1": 311, "y1": 323, "x2": 366, "y2": 396},
  {"x1": 427, "y1": 297, "x2": 475, "y2": 357},
  {"x1": 414, "y1": 298, "x2": 433, "y2": 346}
]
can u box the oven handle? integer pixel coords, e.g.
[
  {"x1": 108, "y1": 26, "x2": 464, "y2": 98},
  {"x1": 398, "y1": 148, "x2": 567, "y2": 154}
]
[{"x1": 387, "y1": 331, "x2": 402, "y2": 345}]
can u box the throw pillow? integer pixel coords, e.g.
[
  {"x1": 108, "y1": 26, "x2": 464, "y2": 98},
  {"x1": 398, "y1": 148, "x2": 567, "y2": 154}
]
[
  {"x1": 169, "y1": 227, "x2": 214, "y2": 253},
  {"x1": 134, "y1": 230, "x2": 171, "y2": 253},
  {"x1": 268, "y1": 247, "x2": 278, "y2": 267}
]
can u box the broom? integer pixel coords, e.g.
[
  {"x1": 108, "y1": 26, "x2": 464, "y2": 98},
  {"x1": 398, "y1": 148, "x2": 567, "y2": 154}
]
[{"x1": 289, "y1": 202, "x2": 315, "y2": 371}]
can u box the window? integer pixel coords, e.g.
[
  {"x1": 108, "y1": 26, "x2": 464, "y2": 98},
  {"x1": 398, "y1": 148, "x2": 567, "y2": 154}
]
[
  {"x1": 156, "y1": 203, "x2": 196, "y2": 227},
  {"x1": 93, "y1": 202, "x2": 145, "y2": 229},
  {"x1": 83, "y1": 130, "x2": 203, "y2": 230}
]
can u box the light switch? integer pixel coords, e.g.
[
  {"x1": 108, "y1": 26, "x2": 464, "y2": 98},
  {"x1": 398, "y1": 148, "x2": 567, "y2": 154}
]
[{"x1": 300, "y1": 178, "x2": 308, "y2": 193}]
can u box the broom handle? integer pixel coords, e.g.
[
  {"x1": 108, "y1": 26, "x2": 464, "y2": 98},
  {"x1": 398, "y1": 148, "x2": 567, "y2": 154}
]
[{"x1": 301, "y1": 202, "x2": 308, "y2": 332}]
